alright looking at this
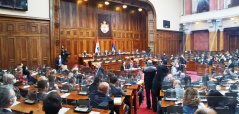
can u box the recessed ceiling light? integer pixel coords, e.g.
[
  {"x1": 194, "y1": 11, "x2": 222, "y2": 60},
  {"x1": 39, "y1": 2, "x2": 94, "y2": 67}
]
[
  {"x1": 84, "y1": 0, "x2": 88, "y2": 1},
  {"x1": 105, "y1": 1, "x2": 109, "y2": 5},
  {"x1": 196, "y1": 22, "x2": 199, "y2": 24},
  {"x1": 231, "y1": 17, "x2": 235, "y2": 21},
  {"x1": 123, "y1": 5, "x2": 127, "y2": 9},
  {"x1": 138, "y1": 8, "x2": 142, "y2": 12}
]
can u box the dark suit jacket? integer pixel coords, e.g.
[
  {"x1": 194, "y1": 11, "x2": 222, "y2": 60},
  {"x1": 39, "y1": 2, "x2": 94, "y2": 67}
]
[
  {"x1": 89, "y1": 83, "x2": 98, "y2": 93},
  {"x1": 96, "y1": 67, "x2": 105, "y2": 75},
  {"x1": 55, "y1": 58, "x2": 64, "y2": 66},
  {"x1": 120, "y1": 65, "x2": 125, "y2": 71},
  {"x1": 228, "y1": 63, "x2": 235, "y2": 69},
  {"x1": 110, "y1": 85, "x2": 125, "y2": 96},
  {"x1": 103, "y1": 52, "x2": 108, "y2": 56},
  {"x1": 95, "y1": 52, "x2": 101, "y2": 57},
  {"x1": 37, "y1": 92, "x2": 47, "y2": 101},
  {"x1": 68, "y1": 85, "x2": 76, "y2": 91},
  {"x1": 1, "y1": 109, "x2": 15, "y2": 114},
  {"x1": 89, "y1": 91, "x2": 114, "y2": 114},
  {"x1": 82, "y1": 53, "x2": 88, "y2": 57},
  {"x1": 143, "y1": 65, "x2": 157, "y2": 88}
]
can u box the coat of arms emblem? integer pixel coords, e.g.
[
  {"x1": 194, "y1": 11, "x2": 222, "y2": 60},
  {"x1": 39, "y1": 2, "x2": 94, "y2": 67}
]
[{"x1": 100, "y1": 21, "x2": 109, "y2": 33}]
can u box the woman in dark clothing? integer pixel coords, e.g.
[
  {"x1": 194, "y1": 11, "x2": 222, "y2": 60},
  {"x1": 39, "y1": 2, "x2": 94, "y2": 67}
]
[{"x1": 22, "y1": 65, "x2": 36, "y2": 85}]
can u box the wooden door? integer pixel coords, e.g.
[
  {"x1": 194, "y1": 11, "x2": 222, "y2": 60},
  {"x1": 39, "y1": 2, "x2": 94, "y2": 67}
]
[
  {"x1": 29, "y1": 37, "x2": 40, "y2": 68},
  {"x1": 229, "y1": 35, "x2": 239, "y2": 52}
]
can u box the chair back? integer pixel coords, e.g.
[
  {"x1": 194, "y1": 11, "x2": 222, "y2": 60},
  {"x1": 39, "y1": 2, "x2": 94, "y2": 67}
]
[{"x1": 167, "y1": 105, "x2": 183, "y2": 114}]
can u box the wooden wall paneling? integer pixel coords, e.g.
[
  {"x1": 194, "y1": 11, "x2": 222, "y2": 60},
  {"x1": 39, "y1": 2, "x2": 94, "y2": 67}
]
[
  {"x1": 7, "y1": 37, "x2": 16, "y2": 68},
  {"x1": 17, "y1": 37, "x2": 28, "y2": 66},
  {"x1": 0, "y1": 37, "x2": 3, "y2": 69},
  {"x1": 41, "y1": 37, "x2": 50, "y2": 65},
  {"x1": 29, "y1": 37, "x2": 40, "y2": 68}
]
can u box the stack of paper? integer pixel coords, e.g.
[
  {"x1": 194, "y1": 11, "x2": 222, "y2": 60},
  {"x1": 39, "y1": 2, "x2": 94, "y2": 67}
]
[{"x1": 61, "y1": 93, "x2": 71, "y2": 98}]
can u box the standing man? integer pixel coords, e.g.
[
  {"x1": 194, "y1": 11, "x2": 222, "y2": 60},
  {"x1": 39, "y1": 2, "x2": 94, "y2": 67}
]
[
  {"x1": 55, "y1": 55, "x2": 64, "y2": 70},
  {"x1": 152, "y1": 60, "x2": 169, "y2": 112},
  {"x1": 95, "y1": 63, "x2": 105, "y2": 76},
  {"x1": 143, "y1": 60, "x2": 157, "y2": 109}
]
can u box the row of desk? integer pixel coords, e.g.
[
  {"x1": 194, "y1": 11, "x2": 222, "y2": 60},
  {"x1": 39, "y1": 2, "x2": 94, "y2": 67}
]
[{"x1": 12, "y1": 74, "x2": 144, "y2": 114}]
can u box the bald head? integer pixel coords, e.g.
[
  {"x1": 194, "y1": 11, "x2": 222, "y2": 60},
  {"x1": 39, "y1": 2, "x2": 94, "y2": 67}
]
[
  {"x1": 195, "y1": 107, "x2": 217, "y2": 114},
  {"x1": 98, "y1": 82, "x2": 109, "y2": 94},
  {"x1": 147, "y1": 60, "x2": 152, "y2": 64}
]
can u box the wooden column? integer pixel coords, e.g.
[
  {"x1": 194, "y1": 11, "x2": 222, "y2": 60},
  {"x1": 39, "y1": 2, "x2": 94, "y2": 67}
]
[
  {"x1": 209, "y1": 30, "x2": 218, "y2": 51},
  {"x1": 186, "y1": 33, "x2": 191, "y2": 51},
  {"x1": 219, "y1": 29, "x2": 224, "y2": 51}
]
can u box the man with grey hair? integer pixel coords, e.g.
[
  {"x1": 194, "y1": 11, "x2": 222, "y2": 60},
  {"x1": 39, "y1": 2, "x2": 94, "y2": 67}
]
[
  {"x1": 3, "y1": 74, "x2": 21, "y2": 99},
  {"x1": 173, "y1": 80, "x2": 184, "y2": 99},
  {"x1": 143, "y1": 60, "x2": 157, "y2": 109},
  {"x1": 63, "y1": 72, "x2": 73, "y2": 83},
  {"x1": 89, "y1": 82, "x2": 114, "y2": 114},
  {"x1": 0, "y1": 86, "x2": 16, "y2": 113},
  {"x1": 180, "y1": 73, "x2": 191, "y2": 85},
  {"x1": 95, "y1": 62, "x2": 104, "y2": 76}
]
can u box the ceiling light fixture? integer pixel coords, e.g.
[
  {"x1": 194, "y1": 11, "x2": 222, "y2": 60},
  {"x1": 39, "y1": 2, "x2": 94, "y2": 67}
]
[
  {"x1": 231, "y1": 17, "x2": 235, "y2": 21},
  {"x1": 196, "y1": 22, "x2": 199, "y2": 24},
  {"x1": 105, "y1": 1, "x2": 109, "y2": 5},
  {"x1": 138, "y1": 8, "x2": 142, "y2": 12},
  {"x1": 123, "y1": 5, "x2": 127, "y2": 9}
]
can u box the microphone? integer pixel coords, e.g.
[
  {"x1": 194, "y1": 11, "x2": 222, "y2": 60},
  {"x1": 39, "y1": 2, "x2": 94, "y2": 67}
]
[{"x1": 29, "y1": 110, "x2": 33, "y2": 114}]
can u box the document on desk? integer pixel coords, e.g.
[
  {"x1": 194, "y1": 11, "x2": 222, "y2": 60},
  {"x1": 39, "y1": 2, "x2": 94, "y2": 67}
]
[
  {"x1": 11, "y1": 101, "x2": 20, "y2": 107},
  {"x1": 58, "y1": 107, "x2": 70, "y2": 114},
  {"x1": 89, "y1": 111, "x2": 100, "y2": 114},
  {"x1": 31, "y1": 72, "x2": 38, "y2": 76},
  {"x1": 114, "y1": 97, "x2": 121, "y2": 103},
  {"x1": 61, "y1": 93, "x2": 71, "y2": 98},
  {"x1": 23, "y1": 85, "x2": 30, "y2": 88}
]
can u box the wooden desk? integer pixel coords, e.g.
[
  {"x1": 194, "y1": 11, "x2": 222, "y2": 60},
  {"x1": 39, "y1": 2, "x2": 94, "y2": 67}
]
[
  {"x1": 11, "y1": 98, "x2": 110, "y2": 114},
  {"x1": 196, "y1": 64, "x2": 211, "y2": 76},
  {"x1": 113, "y1": 68, "x2": 141, "y2": 77},
  {"x1": 111, "y1": 96, "x2": 125, "y2": 114},
  {"x1": 161, "y1": 98, "x2": 208, "y2": 108},
  {"x1": 186, "y1": 61, "x2": 197, "y2": 71},
  {"x1": 125, "y1": 89, "x2": 135, "y2": 114}
]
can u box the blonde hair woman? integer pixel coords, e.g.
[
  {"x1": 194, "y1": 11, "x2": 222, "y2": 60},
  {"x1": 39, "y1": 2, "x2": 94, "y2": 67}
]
[{"x1": 183, "y1": 88, "x2": 205, "y2": 114}]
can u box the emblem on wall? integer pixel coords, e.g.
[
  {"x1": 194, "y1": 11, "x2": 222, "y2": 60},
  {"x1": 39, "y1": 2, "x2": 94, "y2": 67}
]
[{"x1": 100, "y1": 21, "x2": 109, "y2": 33}]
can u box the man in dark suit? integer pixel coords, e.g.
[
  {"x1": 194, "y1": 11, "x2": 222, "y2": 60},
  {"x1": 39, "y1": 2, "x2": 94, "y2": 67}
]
[
  {"x1": 161, "y1": 53, "x2": 167, "y2": 61},
  {"x1": 61, "y1": 46, "x2": 66, "y2": 58},
  {"x1": 73, "y1": 69, "x2": 83, "y2": 84},
  {"x1": 63, "y1": 73, "x2": 73, "y2": 83},
  {"x1": 109, "y1": 76, "x2": 125, "y2": 96},
  {"x1": 121, "y1": 61, "x2": 126, "y2": 71},
  {"x1": 43, "y1": 92, "x2": 62, "y2": 114},
  {"x1": 103, "y1": 50, "x2": 108, "y2": 56},
  {"x1": 143, "y1": 60, "x2": 157, "y2": 109},
  {"x1": 89, "y1": 82, "x2": 114, "y2": 114},
  {"x1": 55, "y1": 55, "x2": 64, "y2": 70},
  {"x1": 127, "y1": 61, "x2": 134, "y2": 69},
  {"x1": 89, "y1": 77, "x2": 101, "y2": 93},
  {"x1": 37, "y1": 80, "x2": 49, "y2": 101},
  {"x1": 96, "y1": 63, "x2": 105, "y2": 76},
  {"x1": 200, "y1": 54, "x2": 207, "y2": 60},
  {"x1": 82, "y1": 50, "x2": 88, "y2": 57},
  {"x1": 111, "y1": 50, "x2": 116, "y2": 55},
  {"x1": 169, "y1": 55, "x2": 175, "y2": 61},
  {"x1": 95, "y1": 50, "x2": 101, "y2": 57},
  {"x1": 135, "y1": 49, "x2": 139, "y2": 54},
  {"x1": 68, "y1": 78, "x2": 76, "y2": 91},
  {"x1": 152, "y1": 60, "x2": 169, "y2": 112},
  {"x1": 0, "y1": 86, "x2": 16, "y2": 114},
  {"x1": 228, "y1": 60, "x2": 234, "y2": 69}
]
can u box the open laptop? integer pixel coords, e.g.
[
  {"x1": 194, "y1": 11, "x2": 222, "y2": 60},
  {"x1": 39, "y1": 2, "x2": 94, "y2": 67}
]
[
  {"x1": 74, "y1": 99, "x2": 91, "y2": 113},
  {"x1": 78, "y1": 86, "x2": 89, "y2": 95},
  {"x1": 25, "y1": 92, "x2": 38, "y2": 104},
  {"x1": 164, "y1": 90, "x2": 177, "y2": 101}
]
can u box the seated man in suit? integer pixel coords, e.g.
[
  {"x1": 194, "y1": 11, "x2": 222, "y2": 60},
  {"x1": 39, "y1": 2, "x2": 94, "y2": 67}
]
[
  {"x1": 117, "y1": 49, "x2": 122, "y2": 54},
  {"x1": 127, "y1": 60, "x2": 134, "y2": 69},
  {"x1": 37, "y1": 80, "x2": 49, "y2": 101},
  {"x1": 135, "y1": 49, "x2": 139, "y2": 54},
  {"x1": 228, "y1": 60, "x2": 234, "y2": 69},
  {"x1": 111, "y1": 50, "x2": 116, "y2": 55},
  {"x1": 3, "y1": 74, "x2": 21, "y2": 99},
  {"x1": 95, "y1": 50, "x2": 101, "y2": 57},
  {"x1": 89, "y1": 82, "x2": 114, "y2": 114},
  {"x1": 121, "y1": 61, "x2": 126, "y2": 71},
  {"x1": 173, "y1": 80, "x2": 184, "y2": 99},
  {"x1": 89, "y1": 77, "x2": 101, "y2": 93},
  {"x1": 48, "y1": 75, "x2": 59, "y2": 90},
  {"x1": 161, "y1": 53, "x2": 167, "y2": 61},
  {"x1": 63, "y1": 72, "x2": 73, "y2": 83},
  {"x1": 0, "y1": 86, "x2": 16, "y2": 114},
  {"x1": 68, "y1": 78, "x2": 77, "y2": 91},
  {"x1": 43, "y1": 92, "x2": 62, "y2": 114},
  {"x1": 110, "y1": 76, "x2": 125, "y2": 96},
  {"x1": 170, "y1": 55, "x2": 175, "y2": 61},
  {"x1": 82, "y1": 50, "x2": 88, "y2": 57},
  {"x1": 103, "y1": 50, "x2": 108, "y2": 56},
  {"x1": 95, "y1": 63, "x2": 105, "y2": 76},
  {"x1": 73, "y1": 69, "x2": 83, "y2": 84},
  {"x1": 55, "y1": 55, "x2": 64, "y2": 70}
]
